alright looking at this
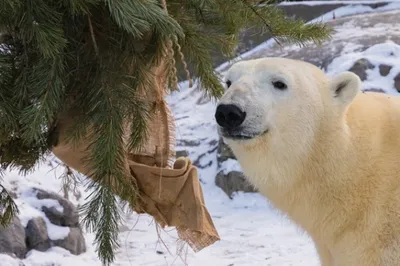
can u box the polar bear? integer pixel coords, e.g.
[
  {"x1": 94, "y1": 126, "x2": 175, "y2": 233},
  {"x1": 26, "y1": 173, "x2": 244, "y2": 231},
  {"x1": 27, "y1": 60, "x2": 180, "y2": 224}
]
[{"x1": 214, "y1": 57, "x2": 400, "y2": 266}]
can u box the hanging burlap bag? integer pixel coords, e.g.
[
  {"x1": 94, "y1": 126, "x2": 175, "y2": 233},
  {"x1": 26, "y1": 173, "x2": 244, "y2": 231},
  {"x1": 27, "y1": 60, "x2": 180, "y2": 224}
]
[{"x1": 50, "y1": 28, "x2": 220, "y2": 253}]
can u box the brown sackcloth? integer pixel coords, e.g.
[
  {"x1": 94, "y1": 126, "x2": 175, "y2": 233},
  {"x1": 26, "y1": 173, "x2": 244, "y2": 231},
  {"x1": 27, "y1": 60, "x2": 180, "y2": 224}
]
[
  {"x1": 130, "y1": 157, "x2": 219, "y2": 252},
  {"x1": 51, "y1": 114, "x2": 220, "y2": 253},
  {"x1": 50, "y1": 44, "x2": 220, "y2": 252}
]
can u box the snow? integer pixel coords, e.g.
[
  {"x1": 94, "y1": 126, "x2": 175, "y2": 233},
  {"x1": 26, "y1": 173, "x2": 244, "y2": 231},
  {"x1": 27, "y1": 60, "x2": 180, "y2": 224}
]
[
  {"x1": 2, "y1": 4, "x2": 400, "y2": 266},
  {"x1": 327, "y1": 42, "x2": 400, "y2": 94},
  {"x1": 0, "y1": 254, "x2": 23, "y2": 266},
  {"x1": 215, "y1": 1, "x2": 400, "y2": 72},
  {"x1": 17, "y1": 188, "x2": 70, "y2": 240},
  {"x1": 2, "y1": 160, "x2": 79, "y2": 242},
  {"x1": 307, "y1": 2, "x2": 400, "y2": 22},
  {"x1": 278, "y1": 0, "x2": 400, "y2": 6},
  {"x1": 219, "y1": 159, "x2": 242, "y2": 175}
]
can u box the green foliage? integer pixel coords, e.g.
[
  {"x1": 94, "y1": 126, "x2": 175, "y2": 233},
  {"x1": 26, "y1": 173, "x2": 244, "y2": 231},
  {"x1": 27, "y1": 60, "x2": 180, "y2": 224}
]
[
  {"x1": 0, "y1": 0, "x2": 331, "y2": 264},
  {"x1": 80, "y1": 183, "x2": 123, "y2": 264},
  {"x1": 165, "y1": 0, "x2": 332, "y2": 97},
  {"x1": 0, "y1": 185, "x2": 19, "y2": 227}
]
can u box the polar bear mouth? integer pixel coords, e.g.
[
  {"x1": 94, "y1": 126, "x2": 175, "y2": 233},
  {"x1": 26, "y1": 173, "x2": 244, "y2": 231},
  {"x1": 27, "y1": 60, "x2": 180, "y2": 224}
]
[{"x1": 220, "y1": 128, "x2": 268, "y2": 141}]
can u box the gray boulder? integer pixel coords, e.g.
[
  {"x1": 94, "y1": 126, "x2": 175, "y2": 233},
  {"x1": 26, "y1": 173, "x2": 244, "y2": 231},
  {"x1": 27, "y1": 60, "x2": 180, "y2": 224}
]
[
  {"x1": 347, "y1": 58, "x2": 374, "y2": 81},
  {"x1": 379, "y1": 64, "x2": 392, "y2": 76},
  {"x1": 25, "y1": 217, "x2": 51, "y2": 252},
  {"x1": 33, "y1": 188, "x2": 86, "y2": 255},
  {"x1": 215, "y1": 138, "x2": 257, "y2": 198},
  {"x1": 176, "y1": 150, "x2": 189, "y2": 158},
  {"x1": 0, "y1": 216, "x2": 27, "y2": 259},
  {"x1": 35, "y1": 189, "x2": 79, "y2": 227},
  {"x1": 0, "y1": 189, "x2": 87, "y2": 258},
  {"x1": 364, "y1": 88, "x2": 385, "y2": 93},
  {"x1": 53, "y1": 227, "x2": 86, "y2": 255},
  {"x1": 215, "y1": 171, "x2": 257, "y2": 199},
  {"x1": 394, "y1": 72, "x2": 400, "y2": 93},
  {"x1": 217, "y1": 138, "x2": 236, "y2": 162}
]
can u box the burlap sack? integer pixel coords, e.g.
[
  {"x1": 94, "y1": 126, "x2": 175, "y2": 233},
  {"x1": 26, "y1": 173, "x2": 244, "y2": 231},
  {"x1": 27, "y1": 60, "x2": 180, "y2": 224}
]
[
  {"x1": 52, "y1": 128, "x2": 220, "y2": 252},
  {"x1": 50, "y1": 50, "x2": 220, "y2": 252},
  {"x1": 130, "y1": 156, "x2": 219, "y2": 251}
]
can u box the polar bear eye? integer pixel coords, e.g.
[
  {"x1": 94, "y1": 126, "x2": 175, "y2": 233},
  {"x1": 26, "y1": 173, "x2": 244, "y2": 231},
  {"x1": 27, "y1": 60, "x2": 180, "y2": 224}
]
[
  {"x1": 226, "y1": 80, "x2": 232, "y2": 88},
  {"x1": 272, "y1": 81, "x2": 287, "y2": 90}
]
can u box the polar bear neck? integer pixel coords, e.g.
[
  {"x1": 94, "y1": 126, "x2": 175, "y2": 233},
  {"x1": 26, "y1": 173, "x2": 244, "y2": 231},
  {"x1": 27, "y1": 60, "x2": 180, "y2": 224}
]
[{"x1": 227, "y1": 117, "x2": 354, "y2": 231}]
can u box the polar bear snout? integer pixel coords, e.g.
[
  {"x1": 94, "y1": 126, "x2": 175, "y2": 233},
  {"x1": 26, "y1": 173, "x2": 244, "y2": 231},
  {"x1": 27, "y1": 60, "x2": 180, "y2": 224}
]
[{"x1": 215, "y1": 104, "x2": 246, "y2": 129}]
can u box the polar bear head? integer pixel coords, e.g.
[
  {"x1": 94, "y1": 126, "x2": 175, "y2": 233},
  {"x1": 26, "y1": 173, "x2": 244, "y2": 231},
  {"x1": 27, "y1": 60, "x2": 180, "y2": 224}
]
[{"x1": 215, "y1": 57, "x2": 361, "y2": 157}]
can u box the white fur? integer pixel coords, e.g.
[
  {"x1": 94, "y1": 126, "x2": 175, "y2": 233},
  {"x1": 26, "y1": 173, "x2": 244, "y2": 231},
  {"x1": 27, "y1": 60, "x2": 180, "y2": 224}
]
[{"x1": 216, "y1": 57, "x2": 400, "y2": 266}]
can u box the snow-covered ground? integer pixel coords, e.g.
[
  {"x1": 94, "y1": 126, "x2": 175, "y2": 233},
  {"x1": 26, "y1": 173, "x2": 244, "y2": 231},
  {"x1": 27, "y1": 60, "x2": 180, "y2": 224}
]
[
  {"x1": 3, "y1": 4, "x2": 400, "y2": 266},
  {"x1": 279, "y1": 0, "x2": 400, "y2": 6},
  {"x1": 216, "y1": 1, "x2": 400, "y2": 72}
]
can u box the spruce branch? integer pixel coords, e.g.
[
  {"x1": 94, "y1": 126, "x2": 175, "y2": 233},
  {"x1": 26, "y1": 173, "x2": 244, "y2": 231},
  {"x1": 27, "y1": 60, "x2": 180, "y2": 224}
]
[
  {"x1": 80, "y1": 183, "x2": 122, "y2": 265},
  {"x1": 87, "y1": 16, "x2": 99, "y2": 56},
  {"x1": 127, "y1": 98, "x2": 150, "y2": 153},
  {"x1": 239, "y1": 0, "x2": 282, "y2": 46},
  {"x1": 236, "y1": 0, "x2": 333, "y2": 46},
  {"x1": 0, "y1": 136, "x2": 49, "y2": 174},
  {"x1": 19, "y1": 56, "x2": 66, "y2": 145},
  {"x1": 0, "y1": 54, "x2": 19, "y2": 135},
  {"x1": 0, "y1": 185, "x2": 19, "y2": 227},
  {"x1": 65, "y1": 0, "x2": 99, "y2": 15},
  {"x1": 58, "y1": 163, "x2": 82, "y2": 200},
  {"x1": 105, "y1": 0, "x2": 184, "y2": 39},
  {"x1": 77, "y1": 74, "x2": 140, "y2": 264}
]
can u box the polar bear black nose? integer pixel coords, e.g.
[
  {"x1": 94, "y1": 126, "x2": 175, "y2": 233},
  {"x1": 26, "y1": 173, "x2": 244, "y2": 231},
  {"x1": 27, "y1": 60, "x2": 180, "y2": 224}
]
[{"x1": 215, "y1": 104, "x2": 246, "y2": 128}]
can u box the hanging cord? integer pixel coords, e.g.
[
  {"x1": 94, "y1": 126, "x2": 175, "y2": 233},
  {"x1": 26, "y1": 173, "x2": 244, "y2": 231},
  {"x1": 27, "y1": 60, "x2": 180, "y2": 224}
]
[
  {"x1": 160, "y1": 0, "x2": 193, "y2": 90},
  {"x1": 173, "y1": 35, "x2": 192, "y2": 88}
]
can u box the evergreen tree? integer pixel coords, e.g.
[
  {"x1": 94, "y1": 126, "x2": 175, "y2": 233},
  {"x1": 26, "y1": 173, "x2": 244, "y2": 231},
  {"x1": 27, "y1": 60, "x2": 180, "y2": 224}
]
[{"x1": 0, "y1": 0, "x2": 331, "y2": 264}]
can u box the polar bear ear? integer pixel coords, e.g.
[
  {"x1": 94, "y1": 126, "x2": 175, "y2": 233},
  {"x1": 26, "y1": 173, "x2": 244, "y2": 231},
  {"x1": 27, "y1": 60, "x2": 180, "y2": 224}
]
[{"x1": 329, "y1": 71, "x2": 361, "y2": 107}]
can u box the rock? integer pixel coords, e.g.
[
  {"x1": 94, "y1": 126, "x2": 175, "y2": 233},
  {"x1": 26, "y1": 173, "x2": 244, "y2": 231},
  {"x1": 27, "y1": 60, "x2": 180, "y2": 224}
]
[
  {"x1": 215, "y1": 136, "x2": 257, "y2": 197},
  {"x1": 208, "y1": 139, "x2": 218, "y2": 147},
  {"x1": 394, "y1": 73, "x2": 400, "y2": 93},
  {"x1": 8, "y1": 191, "x2": 17, "y2": 199},
  {"x1": 364, "y1": 88, "x2": 385, "y2": 93},
  {"x1": 215, "y1": 170, "x2": 257, "y2": 198},
  {"x1": 217, "y1": 138, "x2": 236, "y2": 163},
  {"x1": 176, "y1": 139, "x2": 200, "y2": 147},
  {"x1": 193, "y1": 152, "x2": 213, "y2": 169},
  {"x1": 0, "y1": 216, "x2": 27, "y2": 259},
  {"x1": 118, "y1": 224, "x2": 131, "y2": 233},
  {"x1": 196, "y1": 93, "x2": 211, "y2": 105},
  {"x1": 379, "y1": 64, "x2": 392, "y2": 76},
  {"x1": 347, "y1": 58, "x2": 374, "y2": 81},
  {"x1": 53, "y1": 227, "x2": 86, "y2": 255},
  {"x1": 25, "y1": 217, "x2": 51, "y2": 252},
  {"x1": 176, "y1": 150, "x2": 189, "y2": 158},
  {"x1": 35, "y1": 189, "x2": 79, "y2": 227},
  {"x1": 29, "y1": 189, "x2": 86, "y2": 255}
]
